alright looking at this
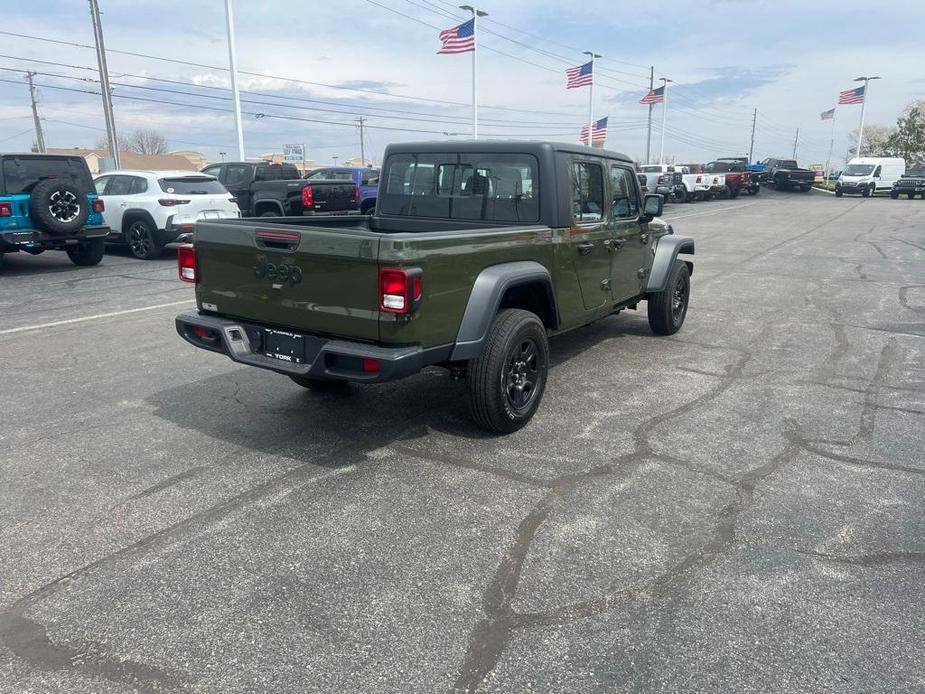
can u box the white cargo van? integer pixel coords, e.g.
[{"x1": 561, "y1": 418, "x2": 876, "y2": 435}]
[{"x1": 835, "y1": 157, "x2": 905, "y2": 197}]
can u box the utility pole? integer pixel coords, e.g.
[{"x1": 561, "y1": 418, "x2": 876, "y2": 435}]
[
  {"x1": 223, "y1": 0, "x2": 245, "y2": 161},
  {"x1": 792, "y1": 127, "x2": 799, "y2": 159},
  {"x1": 748, "y1": 108, "x2": 757, "y2": 163},
  {"x1": 645, "y1": 66, "x2": 654, "y2": 163},
  {"x1": 88, "y1": 0, "x2": 119, "y2": 169},
  {"x1": 356, "y1": 117, "x2": 367, "y2": 166},
  {"x1": 25, "y1": 72, "x2": 46, "y2": 153}
]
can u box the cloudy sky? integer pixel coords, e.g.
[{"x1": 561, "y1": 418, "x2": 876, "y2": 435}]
[{"x1": 1, "y1": 0, "x2": 923, "y2": 167}]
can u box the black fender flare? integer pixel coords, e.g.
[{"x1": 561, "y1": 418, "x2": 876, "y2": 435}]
[
  {"x1": 121, "y1": 209, "x2": 159, "y2": 234},
  {"x1": 450, "y1": 261, "x2": 558, "y2": 361},
  {"x1": 646, "y1": 234, "x2": 695, "y2": 293},
  {"x1": 253, "y1": 199, "x2": 285, "y2": 216}
]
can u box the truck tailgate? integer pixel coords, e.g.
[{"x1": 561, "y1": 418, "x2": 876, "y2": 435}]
[
  {"x1": 195, "y1": 220, "x2": 380, "y2": 340},
  {"x1": 311, "y1": 181, "x2": 358, "y2": 213}
]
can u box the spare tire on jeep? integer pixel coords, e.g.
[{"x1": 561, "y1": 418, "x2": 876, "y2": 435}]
[{"x1": 28, "y1": 179, "x2": 89, "y2": 235}]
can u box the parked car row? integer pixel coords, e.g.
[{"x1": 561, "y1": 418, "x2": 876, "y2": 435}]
[{"x1": 636, "y1": 157, "x2": 760, "y2": 205}]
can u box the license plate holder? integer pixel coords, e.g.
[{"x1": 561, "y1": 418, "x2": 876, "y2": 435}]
[{"x1": 263, "y1": 328, "x2": 306, "y2": 364}]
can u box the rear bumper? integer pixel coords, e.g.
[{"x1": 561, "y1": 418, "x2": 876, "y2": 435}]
[
  {"x1": 175, "y1": 310, "x2": 444, "y2": 383},
  {"x1": 1, "y1": 224, "x2": 110, "y2": 247}
]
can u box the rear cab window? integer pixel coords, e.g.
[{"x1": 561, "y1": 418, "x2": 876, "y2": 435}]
[
  {"x1": 571, "y1": 161, "x2": 605, "y2": 223},
  {"x1": 379, "y1": 152, "x2": 538, "y2": 222},
  {"x1": 1, "y1": 156, "x2": 93, "y2": 195},
  {"x1": 158, "y1": 177, "x2": 226, "y2": 194}
]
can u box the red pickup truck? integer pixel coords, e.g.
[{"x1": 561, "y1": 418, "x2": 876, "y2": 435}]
[{"x1": 703, "y1": 160, "x2": 758, "y2": 198}]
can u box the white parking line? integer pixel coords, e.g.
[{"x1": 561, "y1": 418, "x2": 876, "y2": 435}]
[
  {"x1": 666, "y1": 201, "x2": 760, "y2": 221},
  {"x1": 0, "y1": 299, "x2": 194, "y2": 336}
]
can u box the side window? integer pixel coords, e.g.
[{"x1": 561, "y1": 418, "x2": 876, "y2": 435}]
[
  {"x1": 873, "y1": 165, "x2": 882, "y2": 177},
  {"x1": 106, "y1": 175, "x2": 133, "y2": 196},
  {"x1": 304, "y1": 169, "x2": 327, "y2": 180},
  {"x1": 224, "y1": 165, "x2": 252, "y2": 186},
  {"x1": 202, "y1": 165, "x2": 221, "y2": 179},
  {"x1": 94, "y1": 176, "x2": 110, "y2": 195},
  {"x1": 571, "y1": 161, "x2": 605, "y2": 223},
  {"x1": 130, "y1": 176, "x2": 148, "y2": 194},
  {"x1": 610, "y1": 166, "x2": 640, "y2": 219},
  {"x1": 361, "y1": 170, "x2": 380, "y2": 186}
]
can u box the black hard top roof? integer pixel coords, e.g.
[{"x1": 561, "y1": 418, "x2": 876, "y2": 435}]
[{"x1": 384, "y1": 140, "x2": 633, "y2": 164}]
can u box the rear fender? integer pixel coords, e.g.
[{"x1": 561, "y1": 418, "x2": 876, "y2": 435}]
[
  {"x1": 121, "y1": 209, "x2": 159, "y2": 234},
  {"x1": 646, "y1": 235, "x2": 694, "y2": 293},
  {"x1": 253, "y1": 199, "x2": 285, "y2": 216},
  {"x1": 450, "y1": 261, "x2": 558, "y2": 361}
]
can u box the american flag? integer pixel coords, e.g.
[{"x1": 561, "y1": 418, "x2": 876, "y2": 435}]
[
  {"x1": 437, "y1": 18, "x2": 475, "y2": 54},
  {"x1": 639, "y1": 86, "x2": 665, "y2": 104},
  {"x1": 820, "y1": 108, "x2": 835, "y2": 121},
  {"x1": 838, "y1": 85, "x2": 865, "y2": 104},
  {"x1": 580, "y1": 117, "x2": 608, "y2": 145},
  {"x1": 565, "y1": 61, "x2": 593, "y2": 89}
]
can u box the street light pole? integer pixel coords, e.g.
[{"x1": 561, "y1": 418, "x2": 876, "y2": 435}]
[
  {"x1": 853, "y1": 75, "x2": 880, "y2": 157},
  {"x1": 658, "y1": 77, "x2": 672, "y2": 164},
  {"x1": 459, "y1": 5, "x2": 487, "y2": 139},
  {"x1": 223, "y1": 0, "x2": 245, "y2": 161},
  {"x1": 583, "y1": 51, "x2": 601, "y2": 147},
  {"x1": 645, "y1": 65, "x2": 654, "y2": 163}
]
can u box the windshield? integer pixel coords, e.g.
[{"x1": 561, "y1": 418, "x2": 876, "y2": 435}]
[
  {"x1": 704, "y1": 162, "x2": 734, "y2": 173},
  {"x1": 379, "y1": 152, "x2": 538, "y2": 223},
  {"x1": 1, "y1": 156, "x2": 93, "y2": 195},
  {"x1": 158, "y1": 177, "x2": 226, "y2": 194},
  {"x1": 842, "y1": 164, "x2": 875, "y2": 176}
]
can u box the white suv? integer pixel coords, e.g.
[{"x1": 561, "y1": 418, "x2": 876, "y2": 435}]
[{"x1": 93, "y1": 170, "x2": 240, "y2": 259}]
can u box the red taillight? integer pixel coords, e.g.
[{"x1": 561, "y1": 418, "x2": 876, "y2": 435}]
[
  {"x1": 379, "y1": 267, "x2": 423, "y2": 314},
  {"x1": 301, "y1": 185, "x2": 314, "y2": 208},
  {"x1": 0, "y1": 202, "x2": 11, "y2": 217},
  {"x1": 362, "y1": 358, "x2": 381, "y2": 373},
  {"x1": 696, "y1": 175, "x2": 702, "y2": 183},
  {"x1": 92, "y1": 199, "x2": 105, "y2": 213},
  {"x1": 354, "y1": 185, "x2": 360, "y2": 204},
  {"x1": 159, "y1": 199, "x2": 190, "y2": 207},
  {"x1": 177, "y1": 243, "x2": 197, "y2": 283}
]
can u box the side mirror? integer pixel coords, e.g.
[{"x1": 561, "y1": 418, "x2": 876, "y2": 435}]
[{"x1": 640, "y1": 193, "x2": 663, "y2": 222}]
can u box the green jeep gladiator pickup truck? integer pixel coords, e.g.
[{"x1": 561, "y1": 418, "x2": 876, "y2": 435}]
[{"x1": 175, "y1": 141, "x2": 694, "y2": 433}]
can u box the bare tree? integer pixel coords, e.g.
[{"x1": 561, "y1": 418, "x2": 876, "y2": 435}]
[
  {"x1": 94, "y1": 129, "x2": 169, "y2": 155},
  {"x1": 846, "y1": 125, "x2": 895, "y2": 158}
]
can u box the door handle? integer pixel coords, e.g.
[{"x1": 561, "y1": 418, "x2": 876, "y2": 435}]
[
  {"x1": 119, "y1": 202, "x2": 128, "y2": 207},
  {"x1": 577, "y1": 242, "x2": 594, "y2": 255}
]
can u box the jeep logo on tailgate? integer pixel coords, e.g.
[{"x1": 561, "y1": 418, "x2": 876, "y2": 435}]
[{"x1": 254, "y1": 257, "x2": 303, "y2": 286}]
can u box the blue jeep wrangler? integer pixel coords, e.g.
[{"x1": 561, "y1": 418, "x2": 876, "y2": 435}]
[{"x1": 0, "y1": 153, "x2": 110, "y2": 267}]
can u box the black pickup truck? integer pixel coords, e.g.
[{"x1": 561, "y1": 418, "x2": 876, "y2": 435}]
[
  {"x1": 759, "y1": 158, "x2": 815, "y2": 192},
  {"x1": 200, "y1": 161, "x2": 358, "y2": 217}
]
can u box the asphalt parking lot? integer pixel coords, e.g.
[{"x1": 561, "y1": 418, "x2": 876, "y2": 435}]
[{"x1": 1, "y1": 190, "x2": 923, "y2": 693}]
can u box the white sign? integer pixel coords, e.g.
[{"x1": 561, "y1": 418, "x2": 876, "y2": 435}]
[{"x1": 283, "y1": 144, "x2": 305, "y2": 163}]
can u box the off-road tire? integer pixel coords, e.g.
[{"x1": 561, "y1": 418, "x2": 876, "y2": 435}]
[
  {"x1": 28, "y1": 179, "x2": 89, "y2": 235},
  {"x1": 799, "y1": 185, "x2": 811, "y2": 192},
  {"x1": 289, "y1": 375, "x2": 351, "y2": 392},
  {"x1": 835, "y1": 189, "x2": 843, "y2": 197},
  {"x1": 891, "y1": 191, "x2": 900, "y2": 199},
  {"x1": 907, "y1": 193, "x2": 916, "y2": 200},
  {"x1": 360, "y1": 201, "x2": 376, "y2": 215},
  {"x1": 466, "y1": 309, "x2": 549, "y2": 434},
  {"x1": 647, "y1": 259, "x2": 690, "y2": 336},
  {"x1": 66, "y1": 238, "x2": 104, "y2": 266},
  {"x1": 125, "y1": 217, "x2": 162, "y2": 260}
]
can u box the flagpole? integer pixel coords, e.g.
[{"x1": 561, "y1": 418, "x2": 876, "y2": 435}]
[
  {"x1": 825, "y1": 110, "x2": 836, "y2": 180},
  {"x1": 583, "y1": 51, "x2": 600, "y2": 147},
  {"x1": 853, "y1": 75, "x2": 880, "y2": 156},
  {"x1": 460, "y1": 6, "x2": 487, "y2": 139},
  {"x1": 658, "y1": 77, "x2": 672, "y2": 164}
]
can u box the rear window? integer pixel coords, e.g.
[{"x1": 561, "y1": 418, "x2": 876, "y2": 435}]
[
  {"x1": 158, "y1": 177, "x2": 226, "y2": 194},
  {"x1": 1, "y1": 156, "x2": 93, "y2": 195},
  {"x1": 306, "y1": 169, "x2": 355, "y2": 181},
  {"x1": 780, "y1": 160, "x2": 798, "y2": 168},
  {"x1": 379, "y1": 153, "x2": 538, "y2": 223},
  {"x1": 255, "y1": 164, "x2": 300, "y2": 181}
]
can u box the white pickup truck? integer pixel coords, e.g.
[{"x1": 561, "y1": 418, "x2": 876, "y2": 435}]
[{"x1": 638, "y1": 164, "x2": 711, "y2": 202}]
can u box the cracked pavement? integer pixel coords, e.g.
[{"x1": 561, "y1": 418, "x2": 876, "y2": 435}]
[{"x1": 0, "y1": 191, "x2": 923, "y2": 693}]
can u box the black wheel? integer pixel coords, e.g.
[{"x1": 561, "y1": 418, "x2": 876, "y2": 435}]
[
  {"x1": 259, "y1": 210, "x2": 281, "y2": 217},
  {"x1": 835, "y1": 189, "x2": 843, "y2": 197},
  {"x1": 28, "y1": 179, "x2": 89, "y2": 234},
  {"x1": 289, "y1": 375, "x2": 350, "y2": 392},
  {"x1": 728, "y1": 186, "x2": 739, "y2": 199},
  {"x1": 747, "y1": 187, "x2": 759, "y2": 196},
  {"x1": 466, "y1": 309, "x2": 549, "y2": 434},
  {"x1": 647, "y1": 260, "x2": 690, "y2": 336},
  {"x1": 907, "y1": 193, "x2": 916, "y2": 200},
  {"x1": 125, "y1": 218, "x2": 162, "y2": 260},
  {"x1": 891, "y1": 192, "x2": 900, "y2": 199},
  {"x1": 360, "y1": 201, "x2": 375, "y2": 215},
  {"x1": 799, "y1": 185, "x2": 811, "y2": 192},
  {"x1": 684, "y1": 190, "x2": 694, "y2": 203},
  {"x1": 66, "y1": 238, "x2": 104, "y2": 266}
]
